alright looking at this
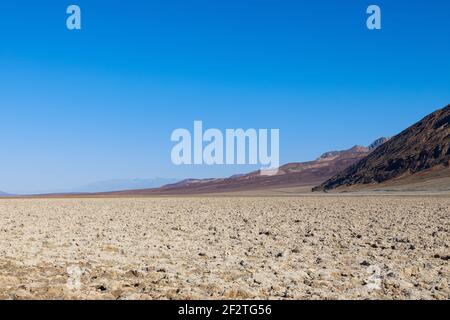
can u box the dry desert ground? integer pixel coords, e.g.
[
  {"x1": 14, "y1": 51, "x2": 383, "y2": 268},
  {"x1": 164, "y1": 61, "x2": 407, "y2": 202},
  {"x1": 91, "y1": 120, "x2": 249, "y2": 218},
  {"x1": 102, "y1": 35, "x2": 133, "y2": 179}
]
[{"x1": 0, "y1": 195, "x2": 449, "y2": 300}]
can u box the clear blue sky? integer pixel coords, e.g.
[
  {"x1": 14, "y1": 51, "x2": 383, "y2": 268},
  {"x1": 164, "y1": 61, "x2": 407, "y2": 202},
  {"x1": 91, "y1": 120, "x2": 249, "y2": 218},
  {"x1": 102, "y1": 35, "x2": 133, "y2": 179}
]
[{"x1": 1, "y1": 0, "x2": 449, "y2": 194}]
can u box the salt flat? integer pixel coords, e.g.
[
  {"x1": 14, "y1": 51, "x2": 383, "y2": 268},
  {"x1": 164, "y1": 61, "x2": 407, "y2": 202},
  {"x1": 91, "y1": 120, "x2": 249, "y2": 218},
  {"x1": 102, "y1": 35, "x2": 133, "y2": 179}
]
[{"x1": 0, "y1": 196, "x2": 448, "y2": 300}]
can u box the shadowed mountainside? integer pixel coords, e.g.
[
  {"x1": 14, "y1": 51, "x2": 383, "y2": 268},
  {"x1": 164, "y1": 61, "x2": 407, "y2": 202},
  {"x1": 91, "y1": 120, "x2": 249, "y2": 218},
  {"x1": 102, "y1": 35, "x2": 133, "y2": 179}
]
[{"x1": 314, "y1": 105, "x2": 450, "y2": 192}]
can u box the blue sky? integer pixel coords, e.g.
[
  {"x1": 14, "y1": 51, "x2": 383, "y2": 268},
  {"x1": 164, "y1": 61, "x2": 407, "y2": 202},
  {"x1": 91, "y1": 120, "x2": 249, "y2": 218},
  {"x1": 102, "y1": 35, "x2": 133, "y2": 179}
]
[{"x1": 1, "y1": 0, "x2": 449, "y2": 194}]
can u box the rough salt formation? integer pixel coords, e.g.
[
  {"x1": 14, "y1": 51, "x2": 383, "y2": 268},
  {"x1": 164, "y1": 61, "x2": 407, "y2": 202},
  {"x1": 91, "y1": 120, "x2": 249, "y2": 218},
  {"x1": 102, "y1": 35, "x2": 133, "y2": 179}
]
[{"x1": 0, "y1": 196, "x2": 448, "y2": 300}]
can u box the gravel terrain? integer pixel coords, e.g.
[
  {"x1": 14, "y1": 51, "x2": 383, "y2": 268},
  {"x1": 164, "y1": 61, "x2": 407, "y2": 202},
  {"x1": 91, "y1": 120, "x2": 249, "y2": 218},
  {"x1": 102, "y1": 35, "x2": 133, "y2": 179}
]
[{"x1": 0, "y1": 196, "x2": 448, "y2": 300}]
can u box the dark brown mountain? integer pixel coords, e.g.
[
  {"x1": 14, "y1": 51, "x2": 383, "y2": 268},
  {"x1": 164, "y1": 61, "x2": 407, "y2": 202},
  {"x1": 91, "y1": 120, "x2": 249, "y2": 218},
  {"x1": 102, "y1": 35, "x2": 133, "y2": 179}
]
[
  {"x1": 313, "y1": 104, "x2": 450, "y2": 192},
  {"x1": 109, "y1": 139, "x2": 387, "y2": 195}
]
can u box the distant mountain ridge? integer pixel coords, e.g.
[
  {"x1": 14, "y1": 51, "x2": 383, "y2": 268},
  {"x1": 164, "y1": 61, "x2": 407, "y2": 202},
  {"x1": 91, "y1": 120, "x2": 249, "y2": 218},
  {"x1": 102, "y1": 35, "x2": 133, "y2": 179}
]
[
  {"x1": 314, "y1": 105, "x2": 450, "y2": 191},
  {"x1": 108, "y1": 138, "x2": 388, "y2": 195},
  {"x1": 7, "y1": 103, "x2": 450, "y2": 196},
  {"x1": 67, "y1": 178, "x2": 178, "y2": 193},
  {"x1": 0, "y1": 136, "x2": 393, "y2": 197}
]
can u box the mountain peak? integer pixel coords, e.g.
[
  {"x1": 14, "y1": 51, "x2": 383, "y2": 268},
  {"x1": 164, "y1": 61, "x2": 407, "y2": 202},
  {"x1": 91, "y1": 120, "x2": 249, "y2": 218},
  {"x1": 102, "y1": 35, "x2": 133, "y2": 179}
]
[
  {"x1": 317, "y1": 138, "x2": 389, "y2": 161},
  {"x1": 368, "y1": 137, "x2": 390, "y2": 150}
]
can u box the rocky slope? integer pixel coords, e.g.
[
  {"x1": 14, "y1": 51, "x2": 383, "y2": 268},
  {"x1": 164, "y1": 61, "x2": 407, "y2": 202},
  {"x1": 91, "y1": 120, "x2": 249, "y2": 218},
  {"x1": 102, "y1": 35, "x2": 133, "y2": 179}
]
[{"x1": 314, "y1": 105, "x2": 450, "y2": 191}]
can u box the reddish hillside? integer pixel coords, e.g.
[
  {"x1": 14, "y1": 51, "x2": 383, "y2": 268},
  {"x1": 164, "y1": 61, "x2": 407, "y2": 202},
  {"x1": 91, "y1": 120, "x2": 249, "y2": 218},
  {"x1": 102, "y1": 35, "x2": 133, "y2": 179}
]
[{"x1": 109, "y1": 139, "x2": 388, "y2": 195}]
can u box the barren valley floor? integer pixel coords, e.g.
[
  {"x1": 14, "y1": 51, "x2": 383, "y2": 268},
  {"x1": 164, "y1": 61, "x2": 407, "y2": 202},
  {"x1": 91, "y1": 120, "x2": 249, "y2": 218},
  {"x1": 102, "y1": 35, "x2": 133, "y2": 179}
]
[{"x1": 0, "y1": 196, "x2": 448, "y2": 300}]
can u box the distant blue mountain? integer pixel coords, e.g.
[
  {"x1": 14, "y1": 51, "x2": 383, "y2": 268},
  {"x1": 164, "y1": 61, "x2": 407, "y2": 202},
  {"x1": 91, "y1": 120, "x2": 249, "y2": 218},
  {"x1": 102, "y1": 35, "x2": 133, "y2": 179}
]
[{"x1": 68, "y1": 178, "x2": 178, "y2": 193}]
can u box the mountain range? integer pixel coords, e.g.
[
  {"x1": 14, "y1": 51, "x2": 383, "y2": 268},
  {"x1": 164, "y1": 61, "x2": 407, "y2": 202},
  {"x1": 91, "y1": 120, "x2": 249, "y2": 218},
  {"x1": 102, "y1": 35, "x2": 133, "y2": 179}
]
[
  {"x1": 0, "y1": 178, "x2": 177, "y2": 196},
  {"x1": 4, "y1": 104, "x2": 449, "y2": 197},
  {"x1": 314, "y1": 104, "x2": 450, "y2": 192},
  {"x1": 66, "y1": 178, "x2": 178, "y2": 193},
  {"x1": 107, "y1": 138, "x2": 388, "y2": 195},
  {"x1": 110, "y1": 104, "x2": 449, "y2": 195}
]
